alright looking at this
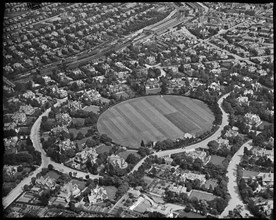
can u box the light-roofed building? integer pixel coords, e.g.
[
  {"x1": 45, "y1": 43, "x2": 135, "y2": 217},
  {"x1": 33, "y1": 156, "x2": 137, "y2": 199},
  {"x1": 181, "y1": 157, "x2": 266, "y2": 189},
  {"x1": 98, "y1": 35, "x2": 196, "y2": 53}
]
[{"x1": 108, "y1": 154, "x2": 128, "y2": 169}]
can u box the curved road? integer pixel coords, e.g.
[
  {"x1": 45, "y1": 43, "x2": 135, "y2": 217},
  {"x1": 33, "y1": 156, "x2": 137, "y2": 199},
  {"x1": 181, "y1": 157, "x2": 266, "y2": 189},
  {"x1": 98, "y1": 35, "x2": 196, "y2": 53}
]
[
  {"x1": 219, "y1": 140, "x2": 253, "y2": 218},
  {"x1": 129, "y1": 92, "x2": 253, "y2": 217},
  {"x1": 129, "y1": 92, "x2": 230, "y2": 174},
  {"x1": 3, "y1": 97, "x2": 99, "y2": 210}
]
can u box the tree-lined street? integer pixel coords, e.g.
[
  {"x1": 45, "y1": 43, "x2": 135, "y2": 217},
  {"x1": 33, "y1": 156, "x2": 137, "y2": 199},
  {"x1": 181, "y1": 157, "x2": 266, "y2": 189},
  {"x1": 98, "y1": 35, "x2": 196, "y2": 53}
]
[
  {"x1": 3, "y1": 97, "x2": 99, "y2": 210},
  {"x1": 219, "y1": 140, "x2": 253, "y2": 218}
]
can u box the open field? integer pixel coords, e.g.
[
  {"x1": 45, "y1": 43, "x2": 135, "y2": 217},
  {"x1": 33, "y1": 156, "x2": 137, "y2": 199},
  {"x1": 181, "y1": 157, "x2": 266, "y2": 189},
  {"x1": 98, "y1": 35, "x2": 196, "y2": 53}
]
[
  {"x1": 189, "y1": 190, "x2": 217, "y2": 201},
  {"x1": 97, "y1": 95, "x2": 214, "y2": 149},
  {"x1": 103, "y1": 186, "x2": 117, "y2": 201},
  {"x1": 118, "y1": 150, "x2": 140, "y2": 160},
  {"x1": 95, "y1": 144, "x2": 112, "y2": 154},
  {"x1": 208, "y1": 155, "x2": 226, "y2": 167}
]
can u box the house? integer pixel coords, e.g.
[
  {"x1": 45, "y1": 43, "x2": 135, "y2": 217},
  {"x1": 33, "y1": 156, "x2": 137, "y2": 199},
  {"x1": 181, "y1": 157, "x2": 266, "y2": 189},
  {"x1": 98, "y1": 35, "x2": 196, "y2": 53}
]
[
  {"x1": 50, "y1": 125, "x2": 69, "y2": 136},
  {"x1": 88, "y1": 185, "x2": 108, "y2": 204},
  {"x1": 4, "y1": 137, "x2": 18, "y2": 153},
  {"x1": 243, "y1": 76, "x2": 253, "y2": 82},
  {"x1": 42, "y1": 75, "x2": 52, "y2": 84},
  {"x1": 36, "y1": 175, "x2": 56, "y2": 189},
  {"x1": 146, "y1": 56, "x2": 156, "y2": 65},
  {"x1": 257, "y1": 69, "x2": 267, "y2": 76},
  {"x1": 244, "y1": 113, "x2": 262, "y2": 127},
  {"x1": 22, "y1": 90, "x2": 36, "y2": 99},
  {"x1": 34, "y1": 95, "x2": 48, "y2": 106},
  {"x1": 237, "y1": 96, "x2": 249, "y2": 105},
  {"x1": 128, "y1": 188, "x2": 141, "y2": 198},
  {"x1": 209, "y1": 82, "x2": 220, "y2": 91},
  {"x1": 145, "y1": 78, "x2": 161, "y2": 95},
  {"x1": 224, "y1": 127, "x2": 239, "y2": 138},
  {"x1": 168, "y1": 78, "x2": 185, "y2": 90},
  {"x1": 257, "y1": 172, "x2": 274, "y2": 187},
  {"x1": 67, "y1": 100, "x2": 82, "y2": 111},
  {"x1": 168, "y1": 184, "x2": 187, "y2": 194},
  {"x1": 216, "y1": 138, "x2": 229, "y2": 147},
  {"x1": 185, "y1": 150, "x2": 207, "y2": 161},
  {"x1": 243, "y1": 89, "x2": 254, "y2": 96},
  {"x1": 93, "y1": 75, "x2": 105, "y2": 83},
  {"x1": 108, "y1": 84, "x2": 124, "y2": 93},
  {"x1": 19, "y1": 104, "x2": 36, "y2": 115},
  {"x1": 108, "y1": 154, "x2": 128, "y2": 169},
  {"x1": 55, "y1": 113, "x2": 72, "y2": 126},
  {"x1": 74, "y1": 147, "x2": 98, "y2": 165},
  {"x1": 116, "y1": 71, "x2": 129, "y2": 83},
  {"x1": 82, "y1": 89, "x2": 101, "y2": 101},
  {"x1": 164, "y1": 157, "x2": 173, "y2": 165},
  {"x1": 59, "y1": 139, "x2": 76, "y2": 151},
  {"x1": 180, "y1": 171, "x2": 206, "y2": 185},
  {"x1": 12, "y1": 112, "x2": 27, "y2": 124},
  {"x1": 4, "y1": 165, "x2": 18, "y2": 176},
  {"x1": 251, "y1": 147, "x2": 274, "y2": 162}
]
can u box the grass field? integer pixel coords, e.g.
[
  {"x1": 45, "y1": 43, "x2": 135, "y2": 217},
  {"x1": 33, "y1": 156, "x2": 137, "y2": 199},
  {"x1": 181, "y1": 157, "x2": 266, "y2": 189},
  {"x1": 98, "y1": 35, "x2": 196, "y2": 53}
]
[
  {"x1": 118, "y1": 150, "x2": 140, "y2": 160},
  {"x1": 95, "y1": 144, "x2": 112, "y2": 154},
  {"x1": 208, "y1": 155, "x2": 226, "y2": 167},
  {"x1": 189, "y1": 190, "x2": 217, "y2": 201},
  {"x1": 103, "y1": 186, "x2": 117, "y2": 201},
  {"x1": 97, "y1": 95, "x2": 215, "y2": 149}
]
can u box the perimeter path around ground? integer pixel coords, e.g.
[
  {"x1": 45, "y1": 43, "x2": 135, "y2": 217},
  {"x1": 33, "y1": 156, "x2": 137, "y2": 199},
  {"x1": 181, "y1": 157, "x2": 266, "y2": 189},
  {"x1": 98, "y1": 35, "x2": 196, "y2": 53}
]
[
  {"x1": 219, "y1": 140, "x2": 253, "y2": 218},
  {"x1": 129, "y1": 92, "x2": 230, "y2": 175},
  {"x1": 2, "y1": 97, "x2": 100, "y2": 210}
]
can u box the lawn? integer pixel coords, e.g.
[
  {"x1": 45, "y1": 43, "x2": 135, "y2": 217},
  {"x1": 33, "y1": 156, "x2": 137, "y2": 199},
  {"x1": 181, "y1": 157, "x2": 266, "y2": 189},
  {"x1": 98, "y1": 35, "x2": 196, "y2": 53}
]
[
  {"x1": 189, "y1": 190, "x2": 217, "y2": 201},
  {"x1": 143, "y1": 175, "x2": 154, "y2": 187},
  {"x1": 74, "y1": 137, "x2": 91, "y2": 151},
  {"x1": 208, "y1": 155, "x2": 226, "y2": 167},
  {"x1": 103, "y1": 186, "x2": 117, "y2": 201},
  {"x1": 82, "y1": 105, "x2": 100, "y2": 114},
  {"x1": 118, "y1": 150, "x2": 140, "y2": 160},
  {"x1": 97, "y1": 95, "x2": 214, "y2": 149},
  {"x1": 69, "y1": 126, "x2": 90, "y2": 136},
  {"x1": 95, "y1": 144, "x2": 112, "y2": 154},
  {"x1": 70, "y1": 179, "x2": 86, "y2": 191},
  {"x1": 258, "y1": 121, "x2": 273, "y2": 130},
  {"x1": 71, "y1": 118, "x2": 85, "y2": 126}
]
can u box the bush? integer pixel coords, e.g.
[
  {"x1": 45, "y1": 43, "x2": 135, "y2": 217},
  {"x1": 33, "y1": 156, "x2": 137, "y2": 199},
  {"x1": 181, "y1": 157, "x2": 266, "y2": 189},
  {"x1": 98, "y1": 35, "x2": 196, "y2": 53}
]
[{"x1": 17, "y1": 166, "x2": 24, "y2": 172}]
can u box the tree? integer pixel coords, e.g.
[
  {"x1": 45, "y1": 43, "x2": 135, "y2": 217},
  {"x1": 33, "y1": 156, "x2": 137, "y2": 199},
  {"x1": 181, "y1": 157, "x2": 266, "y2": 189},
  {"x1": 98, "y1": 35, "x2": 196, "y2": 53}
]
[
  {"x1": 160, "y1": 81, "x2": 168, "y2": 94},
  {"x1": 141, "y1": 140, "x2": 145, "y2": 147},
  {"x1": 193, "y1": 158, "x2": 203, "y2": 171},
  {"x1": 85, "y1": 138, "x2": 97, "y2": 148},
  {"x1": 76, "y1": 131, "x2": 84, "y2": 140},
  {"x1": 100, "y1": 134, "x2": 112, "y2": 143},
  {"x1": 31, "y1": 177, "x2": 36, "y2": 185},
  {"x1": 207, "y1": 140, "x2": 219, "y2": 154},
  {"x1": 148, "y1": 211, "x2": 166, "y2": 218},
  {"x1": 137, "y1": 147, "x2": 150, "y2": 157},
  {"x1": 17, "y1": 166, "x2": 23, "y2": 172},
  {"x1": 215, "y1": 198, "x2": 228, "y2": 213},
  {"x1": 41, "y1": 168, "x2": 48, "y2": 176},
  {"x1": 23, "y1": 184, "x2": 30, "y2": 191},
  {"x1": 48, "y1": 164, "x2": 54, "y2": 170},
  {"x1": 126, "y1": 153, "x2": 140, "y2": 165},
  {"x1": 41, "y1": 116, "x2": 48, "y2": 123},
  {"x1": 186, "y1": 182, "x2": 192, "y2": 192},
  {"x1": 184, "y1": 203, "x2": 193, "y2": 212}
]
